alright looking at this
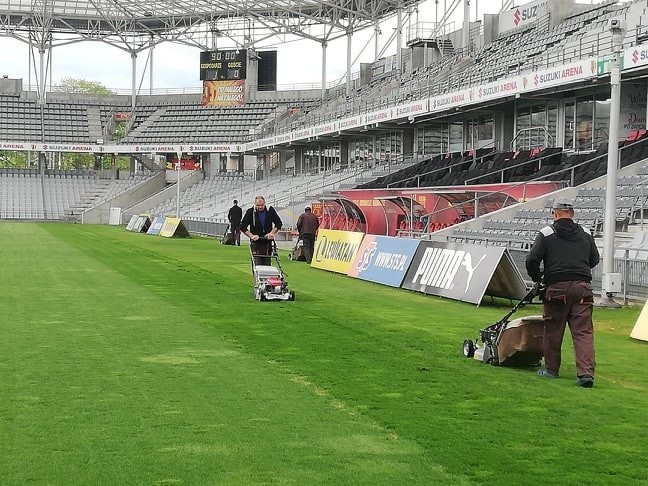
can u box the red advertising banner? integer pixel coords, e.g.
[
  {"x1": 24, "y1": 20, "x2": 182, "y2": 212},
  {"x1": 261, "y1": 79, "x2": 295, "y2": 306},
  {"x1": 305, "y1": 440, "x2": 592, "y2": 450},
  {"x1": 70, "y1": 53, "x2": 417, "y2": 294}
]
[
  {"x1": 202, "y1": 80, "x2": 246, "y2": 107},
  {"x1": 114, "y1": 112, "x2": 132, "y2": 121},
  {"x1": 166, "y1": 155, "x2": 201, "y2": 170}
]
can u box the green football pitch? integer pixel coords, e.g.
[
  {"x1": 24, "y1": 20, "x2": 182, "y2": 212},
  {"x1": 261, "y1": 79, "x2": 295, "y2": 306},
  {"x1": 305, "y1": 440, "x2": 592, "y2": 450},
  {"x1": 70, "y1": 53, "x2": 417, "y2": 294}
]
[{"x1": 1, "y1": 222, "x2": 646, "y2": 485}]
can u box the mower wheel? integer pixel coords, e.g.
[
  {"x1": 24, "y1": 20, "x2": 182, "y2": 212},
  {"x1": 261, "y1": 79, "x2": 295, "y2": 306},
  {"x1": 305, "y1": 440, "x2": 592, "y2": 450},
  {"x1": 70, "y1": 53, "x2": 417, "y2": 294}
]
[
  {"x1": 487, "y1": 356, "x2": 499, "y2": 366},
  {"x1": 462, "y1": 339, "x2": 475, "y2": 358},
  {"x1": 289, "y1": 291, "x2": 295, "y2": 301},
  {"x1": 260, "y1": 292, "x2": 266, "y2": 301}
]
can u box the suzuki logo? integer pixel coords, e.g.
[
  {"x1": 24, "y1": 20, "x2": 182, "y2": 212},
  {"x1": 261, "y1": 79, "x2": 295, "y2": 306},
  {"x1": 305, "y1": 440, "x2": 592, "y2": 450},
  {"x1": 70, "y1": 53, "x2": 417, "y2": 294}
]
[{"x1": 514, "y1": 9, "x2": 521, "y2": 26}]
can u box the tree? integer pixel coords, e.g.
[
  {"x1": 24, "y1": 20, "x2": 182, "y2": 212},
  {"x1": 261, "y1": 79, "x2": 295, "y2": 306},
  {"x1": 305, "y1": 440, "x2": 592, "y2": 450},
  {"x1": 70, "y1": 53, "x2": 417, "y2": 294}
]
[
  {"x1": 58, "y1": 78, "x2": 114, "y2": 95},
  {"x1": 59, "y1": 153, "x2": 129, "y2": 170},
  {"x1": 0, "y1": 150, "x2": 30, "y2": 168}
]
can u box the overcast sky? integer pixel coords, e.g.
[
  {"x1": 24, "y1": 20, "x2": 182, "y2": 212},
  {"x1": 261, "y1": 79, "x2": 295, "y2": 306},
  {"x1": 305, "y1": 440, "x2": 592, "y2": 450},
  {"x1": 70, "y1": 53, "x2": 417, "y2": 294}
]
[{"x1": 0, "y1": 1, "x2": 601, "y2": 92}]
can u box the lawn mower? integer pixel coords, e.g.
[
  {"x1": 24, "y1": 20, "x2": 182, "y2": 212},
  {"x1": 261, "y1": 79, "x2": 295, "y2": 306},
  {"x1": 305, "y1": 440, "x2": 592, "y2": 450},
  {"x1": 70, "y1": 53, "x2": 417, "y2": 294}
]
[
  {"x1": 462, "y1": 283, "x2": 544, "y2": 366},
  {"x1": 250, "y1": 238, "x2": 295, "y2": 302},
  {"x1": 288, "y1": 237, "x2": 306, "y2": 262}
]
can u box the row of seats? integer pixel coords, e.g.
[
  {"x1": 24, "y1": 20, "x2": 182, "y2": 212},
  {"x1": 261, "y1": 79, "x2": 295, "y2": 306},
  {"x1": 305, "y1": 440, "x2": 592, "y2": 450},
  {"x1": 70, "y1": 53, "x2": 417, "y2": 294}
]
[
  {"x1": 271, "y1": 0, "x2": 625, "y2": 140},
  {"x1": 357, "y1": 133, "x2": 648, "y2": 191},
  {"x1": 0, "y1": 172, "x2": 153, "y2": 221},
  {"x1": 0, "y1": 94, "x2": 288, "y2": 145}
]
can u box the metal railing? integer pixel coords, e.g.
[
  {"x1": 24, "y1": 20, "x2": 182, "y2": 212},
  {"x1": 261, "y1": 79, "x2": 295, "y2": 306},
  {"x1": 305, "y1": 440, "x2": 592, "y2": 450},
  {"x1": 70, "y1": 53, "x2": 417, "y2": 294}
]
[
  {"x1": 506, "y1": 246, "x2": 648, "y2": 304},
  {"x1": 510, "y1": 127, "x2": 556, "y2": 151}
]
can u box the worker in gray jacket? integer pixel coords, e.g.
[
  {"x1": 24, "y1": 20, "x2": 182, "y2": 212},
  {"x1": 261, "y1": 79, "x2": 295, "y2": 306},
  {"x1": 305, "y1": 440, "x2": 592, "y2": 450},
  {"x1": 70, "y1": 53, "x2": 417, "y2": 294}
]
[{"x1": 525, "y1": 197, "x2": 600, "y2": 388}]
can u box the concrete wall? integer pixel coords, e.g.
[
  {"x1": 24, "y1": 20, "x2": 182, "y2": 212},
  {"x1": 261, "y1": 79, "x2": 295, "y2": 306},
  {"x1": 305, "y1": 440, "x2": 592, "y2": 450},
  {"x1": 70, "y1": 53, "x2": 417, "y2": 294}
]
[
  {"x1": 548, "y1": 0, "x2": 575, "y2": 28},
  {"x1": 0, "y1": 77, "x2": 23, "y2": 96},
  {"x1": 483, "y1": 14, "x2": 500, "y2": 45},
  {"x1": 82, "y1": 171, "x2": 168, "y2": 224},
  {"x1": 110, "y1": 170, "x2": 204, "y2": 224}
]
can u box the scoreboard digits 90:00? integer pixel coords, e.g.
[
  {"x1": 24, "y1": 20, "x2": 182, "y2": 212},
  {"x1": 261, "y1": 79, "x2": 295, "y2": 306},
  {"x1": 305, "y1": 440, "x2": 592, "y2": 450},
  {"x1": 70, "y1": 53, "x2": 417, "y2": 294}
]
[{"x1": 199, "y1": 49, "x2": 247, "y2": 81}]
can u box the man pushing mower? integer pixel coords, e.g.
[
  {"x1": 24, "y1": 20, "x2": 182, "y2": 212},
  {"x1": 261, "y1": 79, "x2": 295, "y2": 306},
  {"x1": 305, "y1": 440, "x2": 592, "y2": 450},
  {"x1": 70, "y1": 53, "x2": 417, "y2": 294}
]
[{"x1": 241, "y1": 195, "x2": 283, "y2": 265}]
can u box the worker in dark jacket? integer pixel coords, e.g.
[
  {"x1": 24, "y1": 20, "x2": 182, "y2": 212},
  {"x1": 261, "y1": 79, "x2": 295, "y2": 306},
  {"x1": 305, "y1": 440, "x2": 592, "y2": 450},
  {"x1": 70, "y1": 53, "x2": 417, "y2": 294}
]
[
  {"x1": 227, "y1": 199, "x2": 243, "y2": 246},
  {"x1": 296, "y1": 205, "x2": 320, "y2": 264},
  {"x1": 240, "y1": 195, "x2": 283, "y2": 265},
  {"x1": 526, "y1": 197, "x2": 600, "y2": 387}
]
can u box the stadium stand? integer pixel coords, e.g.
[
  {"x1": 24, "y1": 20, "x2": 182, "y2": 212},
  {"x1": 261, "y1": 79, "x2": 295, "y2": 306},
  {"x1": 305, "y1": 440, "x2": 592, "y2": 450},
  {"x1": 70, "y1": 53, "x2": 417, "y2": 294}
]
[
  {"x1": 121, "y1": 101, "x2": 280, "y2": 144},
  {"x1": 0, "y1": 169, "x2": 105, "y2": 220},
  {"x1": 3, "y1": 0, "x2": 648, "y2": 262},
  {"x1": 263, "y1": 1, "x2": 624, "y2": 137},
  {"x1": 0, "y1": 96, "x2": 92, "y2": 143}
]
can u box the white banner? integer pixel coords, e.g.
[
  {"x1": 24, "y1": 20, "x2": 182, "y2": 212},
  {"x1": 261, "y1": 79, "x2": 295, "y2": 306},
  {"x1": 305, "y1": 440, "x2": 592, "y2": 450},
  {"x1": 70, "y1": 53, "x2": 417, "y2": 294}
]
[
  {"x1": 364, "y1": 108, "x2": 393, "y2": 125},
  {"x1": 523, "y1": 58, "x2": 597, "y2": 91},
  {"x1": 338, "y1": 115, "x2": 363, "y2": 130},
  {"x1": 429, "y1": 89, "x2": 472, "y2": 113},
  {"x1": 498, "y1": 0, "x2": 550, "y2": 34},
  {"x1": 394, "y1": 99, "x2": 429, "y2": 118}
]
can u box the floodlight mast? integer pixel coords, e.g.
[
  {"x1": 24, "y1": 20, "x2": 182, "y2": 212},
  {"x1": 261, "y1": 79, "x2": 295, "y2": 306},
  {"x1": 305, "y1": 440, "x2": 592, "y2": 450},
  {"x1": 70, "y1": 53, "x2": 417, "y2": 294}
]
[
  {"x1": 601, "y1": 19, "x2": 625, "y2": 307},
  {"x1": 176, "y1": 151, "x2": 182, "y2": 218}
]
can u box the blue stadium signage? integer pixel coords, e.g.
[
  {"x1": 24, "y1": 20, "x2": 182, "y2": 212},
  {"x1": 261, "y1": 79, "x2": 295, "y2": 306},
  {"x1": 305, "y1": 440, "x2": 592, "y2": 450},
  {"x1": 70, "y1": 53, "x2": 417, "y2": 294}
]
[
  {"x1": 348, "y1": 235, "x2": 419, "y2": 288},
  {"x1": 147, "y1": 216, "x2": 166, "y2": 236}
]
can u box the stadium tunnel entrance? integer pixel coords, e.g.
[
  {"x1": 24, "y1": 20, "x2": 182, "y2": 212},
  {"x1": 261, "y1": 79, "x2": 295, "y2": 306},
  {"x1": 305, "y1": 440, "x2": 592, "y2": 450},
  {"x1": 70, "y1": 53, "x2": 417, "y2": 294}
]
[
  {"x1": 316, "y1": 196, "x2": 367, "y2": 233},
  {"x1": 334, "y1": 182, "x2": 562, "y2": 236}
]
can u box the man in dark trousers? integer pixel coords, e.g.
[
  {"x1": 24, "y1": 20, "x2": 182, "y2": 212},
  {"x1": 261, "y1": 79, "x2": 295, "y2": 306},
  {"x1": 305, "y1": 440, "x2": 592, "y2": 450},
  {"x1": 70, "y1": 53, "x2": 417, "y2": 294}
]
[
  {"x1": 296, "y1": 205, "x2": 320, "y2": 264},
  {"x1": 227, "y1": 199, "x2": 243, "y2": 246},
  {"x1": 240, "y1": 195, "x2": 283, "y2": 265},
  {"x1": 525, "y1": 197, "x2": 600, "y2": 388}
]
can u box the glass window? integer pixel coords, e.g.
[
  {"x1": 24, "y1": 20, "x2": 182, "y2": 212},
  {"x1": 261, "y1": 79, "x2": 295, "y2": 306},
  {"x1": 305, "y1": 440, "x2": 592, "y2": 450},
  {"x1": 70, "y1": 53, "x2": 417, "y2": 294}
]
[
  {"x1": 594, "y1": 93, "x2": 611, "y2": 148},
  {"x1": 477, "y1": 116, "x2": 494, "y2": 149},
  {"x1": 576, "y1": 97, "x2": 594, "y2": 150},
  {"x1": 449, "y1": 122, "x2": 463, "y2": 152},
  {"x1": 547, "y1": 105, "x2": 558, "y2": 147}
]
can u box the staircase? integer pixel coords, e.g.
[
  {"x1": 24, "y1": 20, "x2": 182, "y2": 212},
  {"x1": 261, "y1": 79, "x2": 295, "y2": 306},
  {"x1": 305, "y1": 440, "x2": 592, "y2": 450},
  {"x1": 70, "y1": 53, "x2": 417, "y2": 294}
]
[
  {"x1": 64, "y1": 180, "x2": 113, "y2": 222},
  {"x1": 122, "y1": 108, "x2": 167, "y2": 142},
  {"x1": 86, "y1": 106, "x2": 104, "y2": 143}
]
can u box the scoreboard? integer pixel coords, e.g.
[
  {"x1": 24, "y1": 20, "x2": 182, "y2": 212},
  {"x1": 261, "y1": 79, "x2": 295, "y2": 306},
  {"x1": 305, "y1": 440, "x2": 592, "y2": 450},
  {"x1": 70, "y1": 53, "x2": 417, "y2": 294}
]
[{"x1": 200, "y1": 50, "x2": 247, "y2": 81}]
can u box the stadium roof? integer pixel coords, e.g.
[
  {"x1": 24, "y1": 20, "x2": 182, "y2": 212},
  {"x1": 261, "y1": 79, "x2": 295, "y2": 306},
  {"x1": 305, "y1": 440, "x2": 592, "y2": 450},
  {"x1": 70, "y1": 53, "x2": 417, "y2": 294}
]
[{"x1": 0, "y1": 0, "x2": 421, "y2": 52}]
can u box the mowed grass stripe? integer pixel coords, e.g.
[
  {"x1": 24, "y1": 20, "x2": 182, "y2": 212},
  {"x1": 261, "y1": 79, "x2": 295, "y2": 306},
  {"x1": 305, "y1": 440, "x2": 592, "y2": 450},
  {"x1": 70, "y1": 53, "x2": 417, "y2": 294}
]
[{"x1": 0, "y1": 223, "x2": 453, "y2": 485}]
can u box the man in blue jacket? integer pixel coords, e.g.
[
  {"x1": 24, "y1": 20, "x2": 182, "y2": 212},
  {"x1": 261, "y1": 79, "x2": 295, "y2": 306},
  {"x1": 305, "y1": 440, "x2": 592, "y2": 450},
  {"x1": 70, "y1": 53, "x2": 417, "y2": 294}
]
[
  {"x1": 526, "y1": 197, "x2": 600, "y2": 388},
  {"x1": 241, "y1": 195, "x2": 283, "y2": 265}
]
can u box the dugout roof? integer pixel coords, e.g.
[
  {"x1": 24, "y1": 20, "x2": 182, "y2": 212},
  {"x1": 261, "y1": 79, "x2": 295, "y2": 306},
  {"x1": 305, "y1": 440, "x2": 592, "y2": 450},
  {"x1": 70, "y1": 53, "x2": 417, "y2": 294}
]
[{"x1": 0, "y1": 0, "x2": 420, "y2": 51}]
